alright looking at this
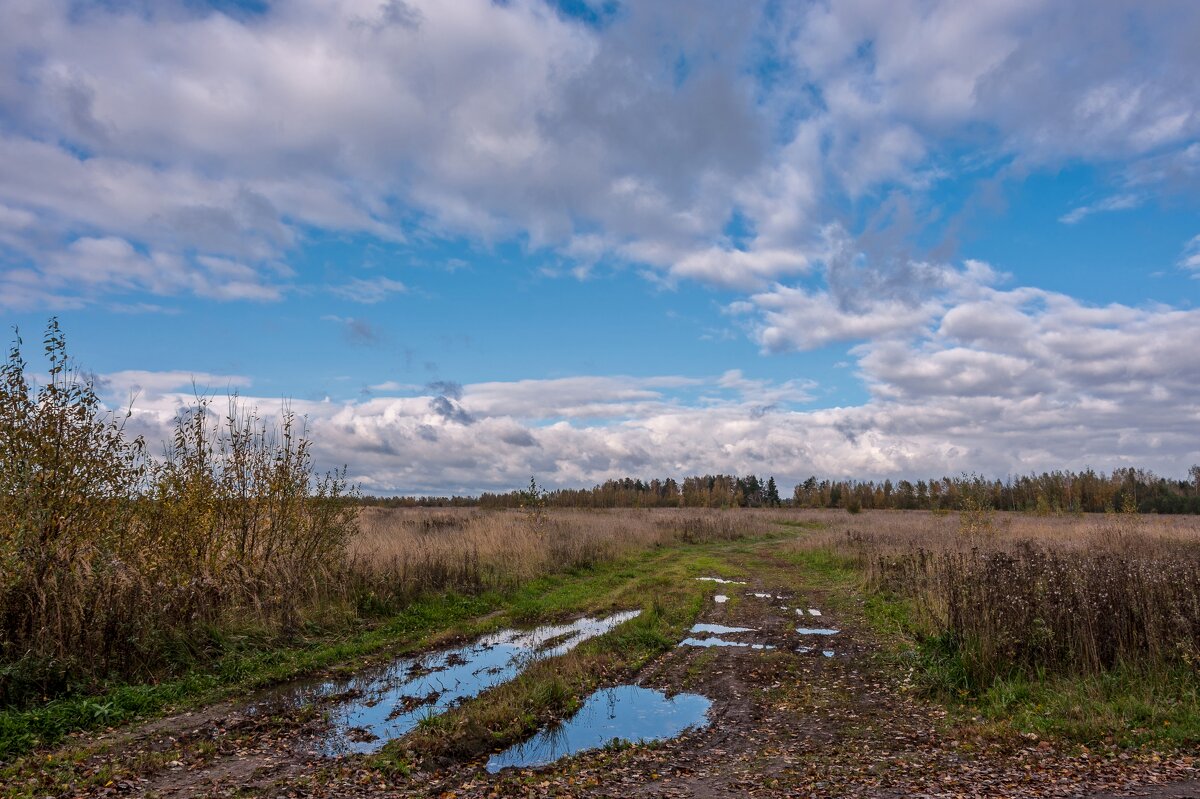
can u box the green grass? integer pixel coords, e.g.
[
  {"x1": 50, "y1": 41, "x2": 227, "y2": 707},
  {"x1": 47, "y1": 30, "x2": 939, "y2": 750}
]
[
  {"x1": 778, "y1": 547, "x2": 858, "y2": 583},
  {"x1": 913, "y1": 636, "x2": 1200, "y2": 748}
]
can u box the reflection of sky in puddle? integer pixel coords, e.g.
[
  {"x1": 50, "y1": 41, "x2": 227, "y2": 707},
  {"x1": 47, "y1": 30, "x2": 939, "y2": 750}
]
[
  {"x1": 713, "y1": 594, "x2": 728, "y2": 603},
  {"x1": 796, "y1": 646, "x2": 835, "y2": 657},
  {"x1": 690, "y1": 623, "x2": 753, "y2": 635},
  {"x1": 680, "y1": 636, "x2": 774, "y2": 650},
  {"x1": 681, "y1": 623, "x2": 774, "y2": 650},
  {"x1": 796, "y1": 627, "x2": 839, "y2": 635},
  {"x1": 486, "y1": 685, "x2": 711, "y2": 772},
  {"x1": 278, "y1": 611, "x2": 641, "y2": 755},
  {"x1": 694, "y1": 577, "x2": 746, "y2": 584}
]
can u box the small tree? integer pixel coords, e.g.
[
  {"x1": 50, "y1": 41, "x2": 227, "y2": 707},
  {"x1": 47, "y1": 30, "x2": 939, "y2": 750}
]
[
  {"x1": 519, "y1": 475, "x2": 547, "y2": 529},
  {"x1": 957, "y1": 474, "x2": 995, "y2": 537},
  {"x1": 765, "y1": 476, "x2": 781, "y2": 507}
]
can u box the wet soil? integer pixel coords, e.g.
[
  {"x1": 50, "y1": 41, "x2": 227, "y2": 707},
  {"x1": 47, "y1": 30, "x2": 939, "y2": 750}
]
[{"x1": 19, "y1": 546, "x2": 1198, "y2": 799}]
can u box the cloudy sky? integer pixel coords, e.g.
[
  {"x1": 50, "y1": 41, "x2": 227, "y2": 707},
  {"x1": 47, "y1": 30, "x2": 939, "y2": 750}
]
[{"x1": 1, "y1": 0, "x2": 1198, "y2": 494}]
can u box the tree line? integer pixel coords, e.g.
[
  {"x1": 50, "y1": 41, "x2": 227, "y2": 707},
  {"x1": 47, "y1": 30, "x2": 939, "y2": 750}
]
[{"x1": 361, "y1": 467, "x2": 1200, "y2": 514}]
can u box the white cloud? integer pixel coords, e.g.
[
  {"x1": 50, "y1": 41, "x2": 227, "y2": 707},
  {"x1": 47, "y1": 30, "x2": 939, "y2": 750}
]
[
  {"x1": 102, "y1": 285, "x2": 1200, "y2": 493},
  {"x1": 3, "y1": 0, "x2": 1195, "y2": 307},
  {"x1": 99, "y1": 369, "x2": 252, "y2": 401},
  {"x1": 748, "y1": 286, "x2": 941, "y2": 352},
  {"x1": 1059, "y1": 194, "x2": 1142, "y2": 225},
  {"x1": 4, "y1": 0, "x2": 1200, "y2": 491},
  {"x1": 1181, "y1": 235, "x2": 1200, "y2": 273},
  {"x1": 329, "y1": 276, "x2": 408, "y2": 304}
]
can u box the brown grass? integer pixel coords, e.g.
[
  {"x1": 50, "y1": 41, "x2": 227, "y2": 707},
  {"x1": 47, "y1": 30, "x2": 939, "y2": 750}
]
[
  {"x1": 783, "y1": 508, "x2": 1200, "y2": 682},
  {"x1": 0, "y1": 323, "x2": 356, "y2": 703},
  {"x1": 348, "y1": 506, "x2": 765, "y2": 600}
]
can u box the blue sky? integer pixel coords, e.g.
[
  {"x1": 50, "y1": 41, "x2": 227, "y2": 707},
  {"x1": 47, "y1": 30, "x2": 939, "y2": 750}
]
[{"x1": 1, "y1": 0, "x2": 1198, "y2": 494}]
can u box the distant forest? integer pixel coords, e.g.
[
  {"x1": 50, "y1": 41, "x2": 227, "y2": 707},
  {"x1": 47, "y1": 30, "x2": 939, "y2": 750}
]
[{"x1": 361, "y1": 467, "x2": 1200, "y2": 514}]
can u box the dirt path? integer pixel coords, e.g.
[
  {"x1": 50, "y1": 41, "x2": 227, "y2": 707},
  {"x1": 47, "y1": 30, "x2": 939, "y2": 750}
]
[{"x1": 20, "y1": 542, "x2": 1198, "y2": 798}]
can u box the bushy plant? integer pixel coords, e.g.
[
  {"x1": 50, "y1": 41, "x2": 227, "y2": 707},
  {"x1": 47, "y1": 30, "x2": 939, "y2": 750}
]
[{"x1": 0, "y1": 321, "x2": 356, "y2": 703}]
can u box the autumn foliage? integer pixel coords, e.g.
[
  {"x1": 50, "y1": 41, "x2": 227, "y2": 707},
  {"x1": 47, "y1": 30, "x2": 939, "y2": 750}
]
[{"x1": 0, "y1": 321, "x2": 356, "y2": 703}]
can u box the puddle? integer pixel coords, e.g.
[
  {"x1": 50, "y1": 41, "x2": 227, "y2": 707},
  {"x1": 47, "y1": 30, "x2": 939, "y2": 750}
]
[
  {"x1": 808, "y1": 609, "x2": 822, "y2": 616},
  {"x1": 486, "y1": 685, "x2": 711, "y2": 772},
  {"x1": 713, "y1": 594, "x2": 729, "y2": 603},
  {"x1": 795, "y1": 627, "x2": 839, "y2": 635},
  {"x1": 680, "y1": 623, "x2": 773, "y2": 650},
  {"x1": 278, "y1": 611, "x2": 641, "y2": 755},
  {"x1": 796, "y1": 646, "x2": 835, "y2": 657},
  {"x1": 680, "y1": 636, "x2": 774, "y2": 650},
  {"x1": 689, "y1": 623, "x2": 753, "y2": 635},
  {"x1": 750, "y1": 592, "x2": 773, "y2": 599},
  {"x1": 694, "y1": 577, "x2": 747, "y2": 585}
]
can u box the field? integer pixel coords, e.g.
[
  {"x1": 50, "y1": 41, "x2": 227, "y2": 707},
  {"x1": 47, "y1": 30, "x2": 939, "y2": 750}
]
[{"x1": 3, "y1": 506, "x2": 1198, "y2": 798}]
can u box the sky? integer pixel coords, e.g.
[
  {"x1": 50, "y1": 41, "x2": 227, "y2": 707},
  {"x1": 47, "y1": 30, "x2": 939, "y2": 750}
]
[{"x1": 1, "y1": 0, "x2": 1198, "y2": 495}]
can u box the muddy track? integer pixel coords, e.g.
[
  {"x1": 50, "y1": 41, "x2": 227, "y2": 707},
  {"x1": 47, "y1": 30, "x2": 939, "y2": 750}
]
[{"x1": 23, "y1": 544, "x2": 1199, "y2": 799}]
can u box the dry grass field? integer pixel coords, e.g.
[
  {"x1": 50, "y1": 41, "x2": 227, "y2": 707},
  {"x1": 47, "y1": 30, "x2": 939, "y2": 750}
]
[
  {"x1": 350, "y1": 505, "x2": 1200, "y2": 685},
  {"x1": 348, "y1": 506, "x2": 770, "y2": 597}
]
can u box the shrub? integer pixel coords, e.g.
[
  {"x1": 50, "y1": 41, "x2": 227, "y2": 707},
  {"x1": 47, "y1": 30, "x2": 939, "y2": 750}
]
[{"x1": 0, "y1": 321, "x2": 355, "y2": 703}]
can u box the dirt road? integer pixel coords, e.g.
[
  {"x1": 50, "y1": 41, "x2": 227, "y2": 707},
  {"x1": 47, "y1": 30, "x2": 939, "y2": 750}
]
[{"x1": 12, "y1": 540, "x2": 1198, "y2": 798}]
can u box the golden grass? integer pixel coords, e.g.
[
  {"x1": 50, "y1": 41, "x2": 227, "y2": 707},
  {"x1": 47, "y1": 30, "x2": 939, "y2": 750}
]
[
  {"x1": 779, "y1": 508, "x2": 1200, "y2": 680},
  {"x1": 348, "y1": 507, "x2": 767, "y2": 598}
]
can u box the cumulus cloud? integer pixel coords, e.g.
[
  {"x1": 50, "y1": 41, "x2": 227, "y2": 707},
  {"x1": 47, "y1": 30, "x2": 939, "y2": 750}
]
[
  {"x1": 428, "y1": 395, "x2": 474, "y2": 426},
  {"x1": 98, "y1": 369, "x2": 252, "y2": 401},
  {"x1": 5, "y1": 0, "x2": 1200, "y2": 491},
  {"x1": 740, "y1": 252, "x2": 1002, "y2": 352},
  {"x1": 426, "y1": 380, "x2": 464, "y2": 400},
  {"x1": 102, "y1": 293, "x2": 1200, "y2": 495},
  {"x1": 3, "y1": 0, "x2": 1196, "y2": 307}
]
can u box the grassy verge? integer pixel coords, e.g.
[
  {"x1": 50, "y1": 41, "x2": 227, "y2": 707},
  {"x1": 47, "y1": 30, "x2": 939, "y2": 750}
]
[
  {"x1": 784, "y1": 539, "x2": 1200, "y2": 749},
  {"x1": 915, "y1": 636, "x2": 1200, "y2": 747}
]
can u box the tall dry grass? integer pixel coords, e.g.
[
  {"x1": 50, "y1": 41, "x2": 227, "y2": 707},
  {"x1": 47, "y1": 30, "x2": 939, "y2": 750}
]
[
  {"x1": 788, "y1": 508, "x2": 1200, "y2": 682},
  {"x1": 348, "y1": 506, "x2": 763, "y2": 601},
  {"x1": 0, "y1": 323, "x2": 356, "y2": 703}
]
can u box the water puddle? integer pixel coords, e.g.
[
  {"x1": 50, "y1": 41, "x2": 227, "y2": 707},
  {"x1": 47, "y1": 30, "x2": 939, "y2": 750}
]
[
  {"x1": 795, "y1": 627, "x2": 839, "y2": 636},
  {"x1": 694, "y1": 577, "x2": 746, "y2": 585},
  {"x1": 680, "y1": 636, "x2": 775, "y2": 650},
  {"x1": 278, "y1": 611, "x2": 641, "y2": 755},
  {"x1": 689, "y1": 623, "x2": 753, "y2": 635},
  {"x1": 796, "y1": 646, "x2": 835, "y2": 657},
  {"x1": 713, "y1": 594, "x2": 729, "y2": 603},
  {"x1": 808, "y1": 609, "x2": 822, "y2": 616},
  {"x1": 750, "y1": 592, "x2": 773, "y2": 599},
  {"x1": 486, "y1": 685, "x2": 711, "y2": 772}
]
